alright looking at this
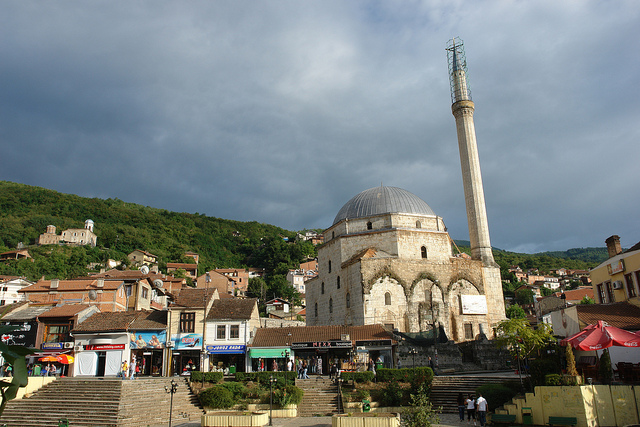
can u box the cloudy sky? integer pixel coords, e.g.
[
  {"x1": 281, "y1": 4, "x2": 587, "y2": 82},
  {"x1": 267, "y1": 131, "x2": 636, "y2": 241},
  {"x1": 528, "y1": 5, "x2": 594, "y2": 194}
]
[{"x1": 2, "y1": 1, "x2": 639, "y2": 253}]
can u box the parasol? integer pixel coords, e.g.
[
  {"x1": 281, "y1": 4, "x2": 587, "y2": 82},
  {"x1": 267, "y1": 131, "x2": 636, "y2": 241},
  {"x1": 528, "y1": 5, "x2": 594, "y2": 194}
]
[
  {"x1": 56, "y1": 354, "x2": 74, "y2": 364},
  {"x1": 38, "y1": 355, "x2": 59, "y2": 362},
  {"x1": 560, "y1": 320, "x2": 640, "y2": 351}
]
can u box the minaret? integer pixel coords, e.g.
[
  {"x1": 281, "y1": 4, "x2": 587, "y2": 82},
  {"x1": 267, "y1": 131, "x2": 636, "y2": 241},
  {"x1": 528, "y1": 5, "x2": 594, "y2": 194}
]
[{"x1": 446, "y1": 38, "x2": 496, "y2": 266}]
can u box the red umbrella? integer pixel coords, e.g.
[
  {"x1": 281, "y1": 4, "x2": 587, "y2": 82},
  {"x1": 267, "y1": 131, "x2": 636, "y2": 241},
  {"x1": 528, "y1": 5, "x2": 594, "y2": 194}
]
[
  {"x1": 56, "y1": 354, "x2": 74, "y2": 364},
  {"x1": 561, "y1": 320, "x2": 640, "y2": 351}
]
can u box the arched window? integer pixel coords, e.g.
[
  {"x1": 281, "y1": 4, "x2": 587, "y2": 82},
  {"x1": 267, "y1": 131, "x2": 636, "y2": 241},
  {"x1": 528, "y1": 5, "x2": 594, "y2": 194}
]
[
  {"x1": 367, "y1": 221, "x2": 372, "y2": 230},
  {"x1": 421, "y1": 246, "x2": 427, "y2": 259},
  {"x1": 346, "y1": 292, "x2": 351, "y2": 308},
  {"x1": 315, "y1": 303, "x2": 318, "y2": 317},
  {"x1": 385, "y1": 292, "x2": 391, "y2": 306},
  {"x1": 337, "y1": 276, "x2": 340, "y2": 289},
  {"x1": 416, "y1": 221, "x2": 421, "y2": 229},
  {"x1": 321, "y1": 282, "x2": 325, "y2": 294},
  {"x1": 329, "y1": 298, "x2": 333, "y2": 313},
  {"x1": 328, "y1": 260, "x2": 332, "y2": 273}
]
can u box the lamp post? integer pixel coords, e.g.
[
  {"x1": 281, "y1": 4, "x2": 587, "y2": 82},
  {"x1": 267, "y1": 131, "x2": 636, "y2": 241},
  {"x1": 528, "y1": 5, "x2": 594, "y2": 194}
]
[
  {"x1": 337, "y1": 377, "x2": 344, "y2": 414},
  {"x1": 281, "y1": 349, "x2": 290, "y2": 386},
  {"x1": 514, "y1": 342, "x2": 523, "y2": 392},
  {"x1": 164, "y1": 379, "x2": 178, "y2": 427},
  {"x1": 409, "y1": 348, "x2": 418, "y2": 370},
  {"x1": 269, "y1": 374, "x2": 276, "y2": 426}
]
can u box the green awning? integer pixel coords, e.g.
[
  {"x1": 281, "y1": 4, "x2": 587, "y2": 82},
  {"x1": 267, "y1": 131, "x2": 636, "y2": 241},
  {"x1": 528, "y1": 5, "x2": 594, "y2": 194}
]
[{"x1": 249, "y1": 348, "x2": 289, "y2": 358}]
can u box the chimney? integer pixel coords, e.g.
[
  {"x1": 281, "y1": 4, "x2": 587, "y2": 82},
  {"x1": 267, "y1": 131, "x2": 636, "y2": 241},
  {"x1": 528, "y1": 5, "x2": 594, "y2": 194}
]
[
  {"x1": 50, "y1": 279, "x2": 59, "y2": 289},
  {"x1": 97, "y1": 278, "x2": 105, "y2": 288},
  {"x1": 606, "y1": 235, "x2": 622, "y2": 258}
]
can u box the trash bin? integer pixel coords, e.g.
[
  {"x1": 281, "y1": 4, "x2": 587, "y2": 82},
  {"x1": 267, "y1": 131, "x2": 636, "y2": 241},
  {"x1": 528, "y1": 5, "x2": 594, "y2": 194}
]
[
  {"x1": 229, "y1": 365, "x2": 236, "y2": 374},
  {"x1": 33, "y1": 365, "x2": 41, "y2": 376},
  {"x1": 58, "y1": 419, "x2": 69, "y2": 427},
  {"x1": 522, "y1": 407, "x2": 533, "y2": 425},
  {"x1": 362, "y1": 399, "x2": 371, "y2": 412},
  {"x1": 376, "y1": 363, "x2": 383, "y2": 371}
]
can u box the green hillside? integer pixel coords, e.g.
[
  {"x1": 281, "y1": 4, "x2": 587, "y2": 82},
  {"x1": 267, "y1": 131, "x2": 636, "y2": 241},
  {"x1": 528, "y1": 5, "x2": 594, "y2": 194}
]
[{"x1": 0, "y1": 181, "x2": 315, "y2": 281}]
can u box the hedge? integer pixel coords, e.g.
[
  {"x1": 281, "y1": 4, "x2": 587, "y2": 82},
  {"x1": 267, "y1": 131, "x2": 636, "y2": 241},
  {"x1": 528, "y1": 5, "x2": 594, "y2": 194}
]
[
  {"x1": 235, "y1": 371, "x2": 297, "y2": 385},
  {"x1": 341, "y1": 371, "x2": 375, "y2": 383},
  {"x1": 199, "y1": 385, "x2": 234, "y2": 409},
  {"x1": 190, "y1": 371, "x2": 224, "y2": 384},
  {"x1": 475, "y1": 383, "x2": 518, "y2": 412},
  {"x1": 376, "y1": 367, "x2": 434, "y2": 386}
]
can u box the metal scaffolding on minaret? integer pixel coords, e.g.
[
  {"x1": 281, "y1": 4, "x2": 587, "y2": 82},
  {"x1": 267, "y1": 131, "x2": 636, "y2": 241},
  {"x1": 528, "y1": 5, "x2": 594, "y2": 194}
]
[{"x1": 446, "y1": 37, "x2": 496, "y2": 266}]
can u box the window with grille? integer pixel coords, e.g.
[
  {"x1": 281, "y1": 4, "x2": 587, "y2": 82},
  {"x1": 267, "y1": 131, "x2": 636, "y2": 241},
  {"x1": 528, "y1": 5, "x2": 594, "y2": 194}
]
[
  {"x1": 625, "y1": 273, "x2": 636, "y2": 298},
  {"x1": 180, "y1": 312, "x2": 196, "y2": 333},
  {"x1": 421, "y1": 246, "x2": 427, "y2": 258}
]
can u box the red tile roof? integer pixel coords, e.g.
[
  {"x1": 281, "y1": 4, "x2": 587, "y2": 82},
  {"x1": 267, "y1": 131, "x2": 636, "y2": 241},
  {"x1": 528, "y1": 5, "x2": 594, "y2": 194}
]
[
  {"x1": 20, "y1": 279, "x2": 122, "y2": 293},
  {"x1": 577, "y1": 302, "x2": 640, "y2": 330},
  {"x1": 38, "y1": 304, "x2": 93, "y2": 318},
  {"x1": 73, "y1": 310, "x2": 166, "y2": 332},
  {"x1": 250, "y1": 324, "x2": 395, "y2": 347},
  {"x1": 171, "y1": 288, "x2": 215, "y2": 308},
  {"x1": 207, "y1": 298, "x2": 257, "y2": 320},
  {"x1": 553, "y1": 287, "x2": 594, "y2": 302}
]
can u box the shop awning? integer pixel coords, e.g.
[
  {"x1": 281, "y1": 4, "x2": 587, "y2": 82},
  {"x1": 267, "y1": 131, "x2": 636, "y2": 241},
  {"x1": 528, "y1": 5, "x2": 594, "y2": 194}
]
[{"x1": 249, "y1": 348, "x2": 289, "y2": 358}]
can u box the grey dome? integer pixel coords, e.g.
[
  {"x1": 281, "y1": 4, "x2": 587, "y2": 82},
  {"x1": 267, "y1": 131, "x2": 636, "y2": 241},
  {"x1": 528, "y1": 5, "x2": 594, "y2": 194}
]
[{"x1": 333, "y1": 186, "x2": 436, "y2": 225}]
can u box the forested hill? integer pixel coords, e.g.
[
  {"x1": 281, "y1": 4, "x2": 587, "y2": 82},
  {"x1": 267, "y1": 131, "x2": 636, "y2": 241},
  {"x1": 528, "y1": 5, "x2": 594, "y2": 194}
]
[
  {"x1": 1, "y1": 181, "x2": 607, "y2": 282},
  {"x1": 0, "y1": 181, "x2": 316, "y2": 280}
]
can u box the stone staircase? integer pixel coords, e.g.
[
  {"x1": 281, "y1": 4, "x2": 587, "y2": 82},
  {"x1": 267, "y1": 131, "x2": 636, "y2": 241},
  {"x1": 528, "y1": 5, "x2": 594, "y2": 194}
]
[
  {"x1": 295, "y1": 377, "x2": 340, "y2": 417},
  {"x1": 0, "y1": 377, "x2": 203, "y2": 427},
  {"x1": 430, "y1": 375, "x2": 511, "y2": 414}
]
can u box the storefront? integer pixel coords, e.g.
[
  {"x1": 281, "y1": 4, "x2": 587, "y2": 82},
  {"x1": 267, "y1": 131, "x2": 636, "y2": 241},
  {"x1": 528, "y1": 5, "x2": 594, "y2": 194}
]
[
  {"x1": 128, "y1": 330, "x2": 166, "y2": 376},
  {"x1": 355, "y1": 339, "x2": 394, "y2": 370},
  {"x1": 79, "y1": 343, "x2": 126, "y2": 377},
  {"x1": 292, "y1": 340, "x2": 352, "y2": 374},
  {"x1": 206, "y1": 344, "x2": 246, "y2": 373},
  {"x1": 170, "y1": 333, "x2": 202, "y2": 376},
  {"x1": 248, "y1": 347, "x2": 290, "y2": 372}
]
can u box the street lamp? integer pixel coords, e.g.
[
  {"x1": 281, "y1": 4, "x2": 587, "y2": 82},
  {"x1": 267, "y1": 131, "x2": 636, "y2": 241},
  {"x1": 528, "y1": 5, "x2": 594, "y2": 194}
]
[
  {"x1": 165, "y1": 379, "x2": 178, "y2": 427},
  {"x1": 269, "y1": 374, "x2": 276, "y2": 426},
  {"x1": 409, "y1": 348, "x2": 418, "y2": 370},
  {"x1": 281, "y1": 349, "x2": 290, "y2": 386},
  {"x1": 514, "y1": 342, "x2": 523, "y2": 392}
]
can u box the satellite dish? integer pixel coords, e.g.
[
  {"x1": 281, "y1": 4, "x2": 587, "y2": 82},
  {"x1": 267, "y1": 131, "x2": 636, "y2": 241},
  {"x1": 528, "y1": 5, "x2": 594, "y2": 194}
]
[
  {"x1": 153, "y1": 279, "x2": 164, "y2": 288},
  {"x1": 140, "y1": 265, "x2": 150, "y2": 274},
  {"x1": 88, "y1": 290, "x2": 97, "y2": 301}
]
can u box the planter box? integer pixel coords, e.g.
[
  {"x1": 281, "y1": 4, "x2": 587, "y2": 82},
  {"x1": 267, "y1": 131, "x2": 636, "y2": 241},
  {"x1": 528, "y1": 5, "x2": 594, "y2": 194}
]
[
  {"x1": 202, "y1": 411, "x2": 269, "y2": 426},
  {"x1": 333, "y1": 413, "x2": 400, "y2": 427},
  {"x1": 245, "y1": 404, "x2": 297, "y2": 417}
]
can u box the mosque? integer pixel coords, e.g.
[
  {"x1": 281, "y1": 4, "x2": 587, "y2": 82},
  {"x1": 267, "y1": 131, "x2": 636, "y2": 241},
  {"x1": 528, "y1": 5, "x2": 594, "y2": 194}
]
[{"x1": 305, "y1": 39, "x2": 506, "y2": 342}]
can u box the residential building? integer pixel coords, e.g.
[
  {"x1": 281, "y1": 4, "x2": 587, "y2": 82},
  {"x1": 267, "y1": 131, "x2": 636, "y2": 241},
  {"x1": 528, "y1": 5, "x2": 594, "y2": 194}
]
[
  {"x1": 195, "y1": 270, "x2": 236, "y2": 297},
  {"x1": 0, "y1": 276, "x2": 33, "y2": 305},
  {"x1": 166, "y1": 287, "x2": 218, "y2": 375},
  {"x1": 591, "y1": 235, "x2": 640, "y2": 304},
  {"x1": 205, "y1": 298, "x2": 260, "y2": 373},
  {"x1": 166, "y1": 262, "x2": 198, "y2": 280},
  {"x1": 127, "y1": 249, "x2": 159, "y2": 269},
  {"x1": 0, "y1": 249, "x2": 32, "y2": 262},
  {"x1": 215, "y1": 268, "x2": 249, "y2": 296}
]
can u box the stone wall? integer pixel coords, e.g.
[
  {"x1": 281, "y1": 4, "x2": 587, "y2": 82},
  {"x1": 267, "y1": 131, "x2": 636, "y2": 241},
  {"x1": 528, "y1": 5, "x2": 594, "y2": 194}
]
[{"x1": 259, "y1": 318, "x2": 305, "y2": 328}]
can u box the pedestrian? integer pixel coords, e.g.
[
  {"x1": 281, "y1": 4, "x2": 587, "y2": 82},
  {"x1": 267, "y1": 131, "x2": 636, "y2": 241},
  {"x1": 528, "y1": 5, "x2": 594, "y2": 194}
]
[
  {"x1": 465, "y1": 394, "x2": 476, "y2": 425},
  {"x1": 476, "y1": 393, "x2": 488, "y2": 427},
  {"x1": 271, "y1": 359, "x2": 277, "y2": 372},
  {"x1": 122, "y1": 360, "x2": 128, "y2": 378},
  {"x1": 287, "y1": 358, "x2": 293, "y2": 372},
  {"x1": 457, "y1": 392, "x2": 465, "y2": 422},
  {"x1": 396, "y1": 358, "x2": 401, "y2": 369},
  {"x1": 129, "y1": 358, "x2": 136, "y2": 380},
  {"x1": 317, "y1": 356, "x2": 322, "y2": 375},
  {"x1": 302, "y1": 360, "x2": 309, "y2": 379}
]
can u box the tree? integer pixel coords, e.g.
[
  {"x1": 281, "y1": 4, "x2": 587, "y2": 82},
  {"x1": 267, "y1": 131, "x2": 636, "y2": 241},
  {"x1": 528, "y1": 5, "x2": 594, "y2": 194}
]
[
  {"x1": 515, "y1": 288, "x2": 534, "y2": 305},
  {"x1": 495, "y1": 318, "x2": 555, "y2": 360},
  {"x1": 505, "y1": 304, "x2": 526, "y2": 319},
  {"x1": 579, "y1": 296, "x2": 595, "y2": 305},
  {"x1": 565, "y1": 344, "x2": 578, "y2": 377},
  {"x1": 402, "y1": 382, "x2": 440, "y2": 427},
  {"x1": 0, "y1": 308, "x2": 32, "y2": 416}
]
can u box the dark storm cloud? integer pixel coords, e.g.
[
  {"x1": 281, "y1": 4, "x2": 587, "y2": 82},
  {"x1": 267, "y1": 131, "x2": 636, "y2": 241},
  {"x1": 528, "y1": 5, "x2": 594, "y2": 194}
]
[{"x1": 1, "y1": 1, "x2": 639, "y2": 253}]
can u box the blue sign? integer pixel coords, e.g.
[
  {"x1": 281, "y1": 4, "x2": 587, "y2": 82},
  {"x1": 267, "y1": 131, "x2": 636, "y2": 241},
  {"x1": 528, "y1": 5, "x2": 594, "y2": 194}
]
[
  {"x1": 171, "y1": 333, "x2": 202, "y2": 350},
  {"x1": 41, "y1": 342, "x2": 63, "y2": 350},
  {"x1": 206, "y1": 344, "x2": 246, "y2": 354}
]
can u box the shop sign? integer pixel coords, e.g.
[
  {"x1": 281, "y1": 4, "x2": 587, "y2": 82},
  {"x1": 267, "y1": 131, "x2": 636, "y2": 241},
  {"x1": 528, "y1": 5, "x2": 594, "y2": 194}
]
[
  {"x1": 206, "y1": 344, "x2": 246, "y2": 354},
  {"x1": 291, "y1": 340, "x2": 352, "y2": 349},
  {"x1": 461, "y1": 295, "x2": 488, "y2": 315},
  {"x1": 86, "y1": 344, "x2": 125, "y2": 351},
  {"x1": 608, "y1": 259, "x2": 625, "y2": 275},
  {"x1": 41, "y1": 342, "x2": 63, "y2": 350},
  {"x1": 129, "y1": 330, "x2": 166, "y2": 349},
  {"x1": 171, "y1": 333, "x2": 202, "y2": 350},
  {"x1": 1, "y1": 321, "x2": 38, "y2": 347},
  {"x1": 355, "y1": 340, "x2": 392, "y2": 347}
]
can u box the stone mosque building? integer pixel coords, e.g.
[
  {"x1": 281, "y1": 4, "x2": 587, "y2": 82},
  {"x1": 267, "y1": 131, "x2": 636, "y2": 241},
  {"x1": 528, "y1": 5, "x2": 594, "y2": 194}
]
[{"x1": 305, "y1": 39, "x2": 506, "y2": 342}]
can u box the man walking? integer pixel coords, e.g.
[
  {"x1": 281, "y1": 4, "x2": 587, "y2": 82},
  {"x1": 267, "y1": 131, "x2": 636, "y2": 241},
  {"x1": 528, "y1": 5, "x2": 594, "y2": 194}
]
[{"x1": 476, "y1": 393, "x2": 488, "y2": 427}]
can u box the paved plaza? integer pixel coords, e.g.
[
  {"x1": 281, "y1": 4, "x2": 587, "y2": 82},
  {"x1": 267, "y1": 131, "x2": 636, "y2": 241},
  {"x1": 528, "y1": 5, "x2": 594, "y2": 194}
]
[{"x1": 170, "y1": 412, "x2": 473, "y2": 427}]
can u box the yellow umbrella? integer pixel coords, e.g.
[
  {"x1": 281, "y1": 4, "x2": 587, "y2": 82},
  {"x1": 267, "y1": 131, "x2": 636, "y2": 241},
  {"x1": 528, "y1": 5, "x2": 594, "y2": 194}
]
[{"x1": 56, "y1": 354, "x2": 74, "y2": 364}]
